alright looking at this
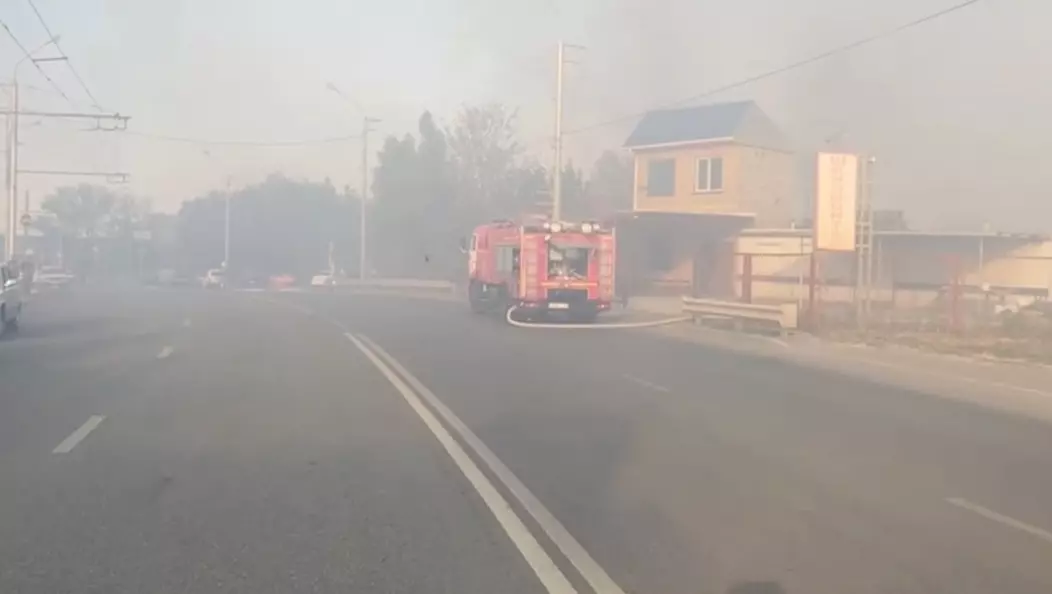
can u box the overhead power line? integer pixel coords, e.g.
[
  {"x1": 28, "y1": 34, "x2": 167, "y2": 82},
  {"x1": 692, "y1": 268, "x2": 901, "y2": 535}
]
[
  {"x1": 565, "y1": 0, "x2": 984, "y2": 136},
  {"x1": 0, "y1": 17, "x2": 71, "y2": 103},
  {"x1": 121, "y1": 130, "x2": 362, "y2": 147},
  {"x1": 25, "y1": 0, "x2": 104, "y2": 110}
]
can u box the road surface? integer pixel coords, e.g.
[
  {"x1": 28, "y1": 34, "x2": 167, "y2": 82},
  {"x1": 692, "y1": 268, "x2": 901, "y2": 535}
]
[{"x1": 2, "y1": 287, "x2": 1052, "y2": 594}]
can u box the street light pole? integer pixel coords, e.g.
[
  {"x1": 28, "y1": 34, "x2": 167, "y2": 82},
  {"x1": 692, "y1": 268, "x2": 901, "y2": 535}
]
[
  {"x1": 360, "y1": 116, "x2": 379, "y2": 279},
  {"x1": 360, "y1": 118, "x2": 367, "y2": 280},
  {"x1": 327, "y1": 83, "x2": 377, "y2": 280},
  {"x1": 224, "y1": 176, "x2": 231, "y2": 270}
]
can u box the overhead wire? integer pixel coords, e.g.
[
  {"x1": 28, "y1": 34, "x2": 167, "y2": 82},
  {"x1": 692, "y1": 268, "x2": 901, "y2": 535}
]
[
  {"x1": 564, "y1": 0, "x2": 985, "y2": 136},
  {"x1": 25, "y1": 0, "x2": 104, "y2": 111},
  {"x1": 120, "y1": 130, "x2": 362, "y2": 147},
  {"x1": 0, "y1": 17, "x2": 71, "y2": 103}
]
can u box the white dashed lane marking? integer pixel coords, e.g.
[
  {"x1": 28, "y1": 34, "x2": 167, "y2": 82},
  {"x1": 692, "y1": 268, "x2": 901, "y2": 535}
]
[{"x1": 53, "y1": 416, "x2": 107, "y2": 454}]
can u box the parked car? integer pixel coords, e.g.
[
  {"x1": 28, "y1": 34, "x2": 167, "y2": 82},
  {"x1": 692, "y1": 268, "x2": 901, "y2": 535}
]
[
  {"x1": 310, "y1": 270, "x2": 336, "y2": 288},
  {"x1": 202, "y1": 268, "x2": 226, "y2": 289},
  {"x1": 34, "y1": 266, "x2": 75, "y2": 292},
  {"x1": 268, "y1": 274, "x2": 296, "y2": 291},
  {"x1": 1, "y1": 263, "x2": 24, "y2": 335}
]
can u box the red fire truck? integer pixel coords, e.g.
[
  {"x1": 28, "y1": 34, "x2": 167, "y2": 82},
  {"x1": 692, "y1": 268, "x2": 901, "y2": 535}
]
[{"x1": 464, "y1": 219, "x2": 615, "y2": 321}]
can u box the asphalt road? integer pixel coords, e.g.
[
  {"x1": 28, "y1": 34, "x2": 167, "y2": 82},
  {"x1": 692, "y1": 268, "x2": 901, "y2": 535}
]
[{"x1": 3, "y1": 287, "x2": 1052, "y2": 594}]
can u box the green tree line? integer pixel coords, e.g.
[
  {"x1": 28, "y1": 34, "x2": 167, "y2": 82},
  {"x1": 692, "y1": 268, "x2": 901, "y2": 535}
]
[{"x1": 33, "y1": 103, "x2": 632, "y2": 281}]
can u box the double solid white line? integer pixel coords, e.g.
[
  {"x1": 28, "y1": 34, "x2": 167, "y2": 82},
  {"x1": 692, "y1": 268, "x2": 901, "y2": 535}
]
[{"x1": 346, "y1": 332, "x2": 625, "y2": 594}]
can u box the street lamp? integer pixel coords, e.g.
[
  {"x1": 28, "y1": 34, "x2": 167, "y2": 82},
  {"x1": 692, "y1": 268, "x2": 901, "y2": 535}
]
[
  {"x1": 326, "y1": 82, "x2": 378, "y2": 280},
  {"x1": 224, "y1": 175, "x2": 232, "y2": 271},
  {"x1": 199, "y1": 150, "x2": 232, "y2": 272}
]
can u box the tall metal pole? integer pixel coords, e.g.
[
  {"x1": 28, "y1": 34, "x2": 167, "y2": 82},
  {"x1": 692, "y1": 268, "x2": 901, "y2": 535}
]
[
  {"x1": 552, "y1": 40, "x2": 565, "y2": 221},
  {"x1": 5, "y1": 38, "x2": 67, "y2": 259},
  {"x1": 4, "y1": 90, "x2": 12, "y2": 260},
  {"x1": 360, "y1": 117, "x2": 368, "y2": 280},
  {"x1": 223, "y1": 177, "x2": 231, "y2": 269},
  {"x1": 7, "y1": 82, "x2": 19, "y2": 258}
]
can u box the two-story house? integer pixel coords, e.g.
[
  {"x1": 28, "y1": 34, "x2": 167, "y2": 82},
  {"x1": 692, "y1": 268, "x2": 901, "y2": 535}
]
[
  {"x1": 617, "y1": 101, "x2": 796, "y2": 296},
  {"x1": 625, "y1": 100, "x2": 794, "y2": 225}
]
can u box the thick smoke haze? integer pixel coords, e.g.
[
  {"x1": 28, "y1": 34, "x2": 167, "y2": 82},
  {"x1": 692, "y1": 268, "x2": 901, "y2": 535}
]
[{"x1": 3, "y1": 0, "x2": 1047, "y2": 231}]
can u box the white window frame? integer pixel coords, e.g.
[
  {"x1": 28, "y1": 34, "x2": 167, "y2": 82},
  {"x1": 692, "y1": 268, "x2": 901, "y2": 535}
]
[{"x1": 694, "y1": 157, "x2": 724, "y2": 193}]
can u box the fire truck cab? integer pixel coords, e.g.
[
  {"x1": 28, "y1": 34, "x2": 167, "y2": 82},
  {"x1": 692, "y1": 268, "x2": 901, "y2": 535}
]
[{"x1": 465, "y1": 219, "x2": 615, "y2": 322}]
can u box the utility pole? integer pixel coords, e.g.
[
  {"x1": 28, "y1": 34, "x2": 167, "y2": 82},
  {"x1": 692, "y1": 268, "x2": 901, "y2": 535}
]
[
  {"x1": 551, "y1": 40, "x2": 584, "y2": 222},
  {"x1": 855, "y1": 156, "x2": 875, "y2": 330},
  {"x1": 1, "y1": 103, "x2": 129, "y2": 258},
  {"x1": 5, "y1": 84, "x2": 19, "y2": 259},
  {"x1": 4, "y1": 93, "x2": 10, "y2": 259},
  {"x1": 552, "y1": 40, "x2": 565, "y2": 222},
  {"x1": 360, "y1": 116, "x2": 379, "y2": 280}
]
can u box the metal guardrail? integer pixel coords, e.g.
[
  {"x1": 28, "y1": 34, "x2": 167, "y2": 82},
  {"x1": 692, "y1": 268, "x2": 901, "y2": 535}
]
[
  {"x1": 330, "y1": 278, "x2": 457, "y2": 293},
  {"x1": 681, "y1": 296, "x2": 798, "y2": 333}
]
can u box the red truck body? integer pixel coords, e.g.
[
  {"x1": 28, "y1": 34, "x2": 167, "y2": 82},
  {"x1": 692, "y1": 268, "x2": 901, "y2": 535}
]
[{"x1": 466, "y1": 220, "x2": 615, "y2": 321}]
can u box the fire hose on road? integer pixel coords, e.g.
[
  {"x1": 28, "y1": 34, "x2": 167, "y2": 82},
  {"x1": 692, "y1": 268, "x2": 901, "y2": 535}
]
[{"x1": 505, "y1": 306, "x2": 691, "y2": 330}]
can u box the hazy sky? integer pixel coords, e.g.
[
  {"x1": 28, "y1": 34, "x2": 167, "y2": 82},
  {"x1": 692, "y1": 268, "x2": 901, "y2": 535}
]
[{"x1": 2, "y1": 0, "x2": 1049, "y2": 230}]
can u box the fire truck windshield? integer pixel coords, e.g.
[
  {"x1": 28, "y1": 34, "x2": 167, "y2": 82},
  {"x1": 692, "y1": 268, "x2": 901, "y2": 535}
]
[{"x1": 547, "y1": 242, "x2": 591, "y2": 279}]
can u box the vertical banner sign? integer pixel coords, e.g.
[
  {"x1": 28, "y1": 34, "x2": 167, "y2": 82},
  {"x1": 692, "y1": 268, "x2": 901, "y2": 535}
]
[{"x1": 814, "y1": 153, "x2": 859, "y2": 251}]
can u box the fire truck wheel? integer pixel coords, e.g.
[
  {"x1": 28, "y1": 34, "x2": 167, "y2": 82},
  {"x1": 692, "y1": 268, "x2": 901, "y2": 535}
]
[{"x1": 468, "y1": 281, "x2": 488, "y2": 313}]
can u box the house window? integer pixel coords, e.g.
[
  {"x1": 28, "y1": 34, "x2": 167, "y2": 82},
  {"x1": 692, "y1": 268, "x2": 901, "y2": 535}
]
[
  {"x1": 695, "y1": 157, "x2": 723, "y2": 193},
  {"x1": 646, "y1": 159, "x2": 675, "y2": 197}
]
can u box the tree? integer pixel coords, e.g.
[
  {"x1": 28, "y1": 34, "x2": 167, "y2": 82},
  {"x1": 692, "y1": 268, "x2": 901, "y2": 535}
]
[
  {"x1": 584, "y1": 151, "x2": 633, "y2": 218},
  {"x1": 176, "y1": 174, "x2": 361, "y2": 278},
  {"x1": 366, "y1": 105, "x2": 629, "y2": 280},
  {"x1": 371, "y1": 133, "x2": 423, "y2": 275},
  {"x1": 446, "y1": 103, "x2": 522, "y2": 215},
  {"x1": 41, "y1": 184, "x2": 148, "y2": 275},
  {"x1": 42, "y1": 184, "x2": 118, "y2": 239},
  {"x1": 502, "y1": 160, "x2": 550, "y2": 218},
  {"x1": 558, "y1": 160, "x2": 587, "y2": 219}
]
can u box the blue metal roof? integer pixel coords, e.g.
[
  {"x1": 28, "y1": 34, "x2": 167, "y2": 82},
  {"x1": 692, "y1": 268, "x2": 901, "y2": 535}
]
[{"x1": 624, "y1": 101, "x2": 754, "y2": 148}]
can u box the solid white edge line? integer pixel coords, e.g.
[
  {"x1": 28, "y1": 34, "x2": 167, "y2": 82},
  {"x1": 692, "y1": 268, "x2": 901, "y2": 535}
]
[
  {"x1": 622, "y1": 374, "x2": 671, "y2": 393},
  {"x1": 157, "y1": 346, "x2": 174, "y2": 359},
  {"x1": 844, "y1": 356, "x2": 1052, "y2": 399},
  {"x1": 344, "y1": 333, "x2": 577, "y2": 594},
  {"x1": 53, "y1": 415, "x2": 107, "y2": 454},
  {"x1": 946, "y1": 497, "x2": 1052, "y2": 545},
  {"x1": 358, "y1": 334, "x2": 627, "y2": 594}
]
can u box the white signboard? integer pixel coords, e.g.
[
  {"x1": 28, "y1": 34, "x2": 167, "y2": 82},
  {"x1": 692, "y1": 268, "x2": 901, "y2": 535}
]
[
  {"x1": 736, "y1": 235, "x2": 813, "y2": 256},
  {"x1": 814, "y1": 153, "x2": 858, "y2": 251}
]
